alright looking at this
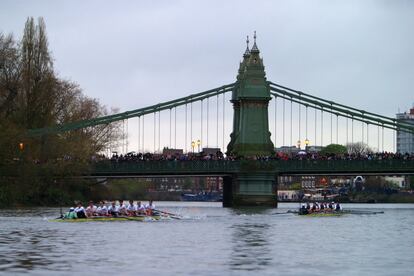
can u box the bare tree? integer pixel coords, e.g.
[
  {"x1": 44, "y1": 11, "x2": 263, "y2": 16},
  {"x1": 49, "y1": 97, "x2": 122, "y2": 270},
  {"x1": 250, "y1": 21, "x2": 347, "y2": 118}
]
[
  {"x1": 21, "y1": 17, "x2": 55, "y2": 129},
  {"x1": 0, "y1": 33, "x2": 21, "y2": 119},
  {"x1": 346, "y1": 142, "x2": 373, "y2": 154}
]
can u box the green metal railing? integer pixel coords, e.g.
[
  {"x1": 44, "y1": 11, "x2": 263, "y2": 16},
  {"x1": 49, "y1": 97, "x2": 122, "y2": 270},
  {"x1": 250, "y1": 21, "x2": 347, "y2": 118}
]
[
  {"x1": 90, "y1": 159, "x2": 414, "y2": 176},
  {"x1": 2, "y1": 159, "x2": 412, "y2": 177}
]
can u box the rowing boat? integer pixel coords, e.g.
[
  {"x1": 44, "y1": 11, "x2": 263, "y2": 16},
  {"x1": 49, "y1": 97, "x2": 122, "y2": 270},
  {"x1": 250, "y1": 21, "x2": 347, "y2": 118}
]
[
  {"x1": 299, "y1": 212, "x2": 344, "y2": 217},
  {"x1": 50, "y1": 215, "x2": 162, "y2": 222},
  {"x1": 293, "y1": 209, "x2": 384, "y2": 217}
]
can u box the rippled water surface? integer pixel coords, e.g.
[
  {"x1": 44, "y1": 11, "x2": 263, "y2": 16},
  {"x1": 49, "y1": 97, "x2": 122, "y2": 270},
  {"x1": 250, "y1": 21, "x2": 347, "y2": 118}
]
[{"x1": 0, "y1": 203, "x2": 413, "y2": 275}]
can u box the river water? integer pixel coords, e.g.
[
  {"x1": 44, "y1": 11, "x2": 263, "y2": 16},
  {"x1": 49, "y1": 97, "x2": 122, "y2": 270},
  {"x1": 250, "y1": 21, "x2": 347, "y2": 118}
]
[{"x1": 0, "y1": 202, "x2": 413, "y2": 276}]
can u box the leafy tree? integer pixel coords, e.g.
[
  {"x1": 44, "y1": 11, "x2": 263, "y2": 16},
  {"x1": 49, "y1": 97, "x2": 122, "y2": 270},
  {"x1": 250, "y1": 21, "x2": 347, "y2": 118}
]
[{"x1": 320, "y1": 144, "x2": 347, "y2": 155}]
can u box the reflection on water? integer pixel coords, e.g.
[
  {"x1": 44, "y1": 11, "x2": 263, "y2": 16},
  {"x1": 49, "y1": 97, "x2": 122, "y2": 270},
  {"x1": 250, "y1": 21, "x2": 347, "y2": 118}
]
[{"x1": 230, "y1": 222, "x2": 272, "y2": 271}]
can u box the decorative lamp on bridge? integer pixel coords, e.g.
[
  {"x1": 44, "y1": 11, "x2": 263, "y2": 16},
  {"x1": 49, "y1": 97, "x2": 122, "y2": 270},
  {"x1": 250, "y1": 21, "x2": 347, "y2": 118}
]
[
  {"x1": 297, "y1": 140, "x2": 301, "y2": 149},
  {"x1": 18, "y1": 142, "x2": 24, "y2": 151},
  {"x1": 191, "y1": 141, "x2": 195, "y2": 153},
  {"x1": 305, "y1": 139, "x2": 310, "y2": 150},
  {"x1": 197, "y1": 139, "x2": 201, "y2": 152}
]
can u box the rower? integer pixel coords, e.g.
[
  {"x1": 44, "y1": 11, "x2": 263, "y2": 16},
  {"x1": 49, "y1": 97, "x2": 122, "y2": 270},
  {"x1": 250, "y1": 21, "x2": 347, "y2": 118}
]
[
  {"x1": 96, "y1": 201, "x2": 108, "y2": 216},
  {"x1": 145, "y1": 200, "x2": 155, "y2": 216},
  {"x1": 74, "y1": 202, "x2": 87, "y2": 218},
  {"x1": 118, "y1": 200, "x2": 128, "y2": 216},
  {"x1": 335, "y1": 202, "x2": 341, "y2": 211},
  {"x1": 136, "y1": 201, "x2": 146, "y2": 215},
  {"x1": 63, "y1": 207, "x2": 77, "y2": 219},
  {"x1": 127, "y1": 200, "x2": 136, "y2": 216},
  {"x1": 85, "y1": 201, "x2": 97, "y2": 217},
  {"x1": 328, "y1": 202, "x2": 334, "y2": 210},
  {"x1": 108, "y1": 201, "x2": 119, "y2": 217}
]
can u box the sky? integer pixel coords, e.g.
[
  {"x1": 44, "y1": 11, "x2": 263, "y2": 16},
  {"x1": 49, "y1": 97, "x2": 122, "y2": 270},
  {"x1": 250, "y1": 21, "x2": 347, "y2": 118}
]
[{"x1": 1, "y1": 0, "x2": 413, "y2": 153}]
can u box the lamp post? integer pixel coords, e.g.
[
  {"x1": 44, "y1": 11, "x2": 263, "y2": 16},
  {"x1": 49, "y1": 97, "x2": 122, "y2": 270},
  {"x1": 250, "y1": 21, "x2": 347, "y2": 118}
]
[
  {"x1": 191, "y1": 141, "x2": 195, "y2": 153},
  {"x1": 18, "y1": 142, "x2": 24, "y2": 161},
  {"x1": 305, "y1": 138, "x2": 309, "y2": 151},
  {"x1": 197, "y1": 139, "x2": 201, "y2": 153},
  {"x1": 297, "y1": 140, "x2": 301, "y2": 150}
]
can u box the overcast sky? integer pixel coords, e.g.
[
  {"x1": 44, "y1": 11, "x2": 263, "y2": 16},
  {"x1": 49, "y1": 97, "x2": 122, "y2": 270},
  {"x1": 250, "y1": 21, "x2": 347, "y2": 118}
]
[{"x1": 1, "y1": 0, "x2": 413, "y2": 152}]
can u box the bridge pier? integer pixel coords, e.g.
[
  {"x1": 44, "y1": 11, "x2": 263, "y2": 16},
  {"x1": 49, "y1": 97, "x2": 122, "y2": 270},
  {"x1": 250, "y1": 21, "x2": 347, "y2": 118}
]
[{"x1": 223, "y1": 173, "x2": 278, "y2": 207}]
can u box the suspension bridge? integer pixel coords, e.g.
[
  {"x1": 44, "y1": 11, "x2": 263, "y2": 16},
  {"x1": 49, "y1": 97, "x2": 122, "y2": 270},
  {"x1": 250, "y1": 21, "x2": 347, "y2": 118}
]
[{"x1": 26, "y1": 33, "x2": 414, "y2": 207}]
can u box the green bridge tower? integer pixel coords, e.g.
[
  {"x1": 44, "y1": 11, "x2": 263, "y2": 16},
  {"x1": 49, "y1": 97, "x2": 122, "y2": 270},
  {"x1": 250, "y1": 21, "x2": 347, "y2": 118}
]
[{"x1": 225, "y1": 33, "x2": 277, "y2": 207}]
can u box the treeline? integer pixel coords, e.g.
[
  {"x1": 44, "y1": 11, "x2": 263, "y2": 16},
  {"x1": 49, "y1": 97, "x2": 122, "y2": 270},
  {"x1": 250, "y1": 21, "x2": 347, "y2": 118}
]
[{"x1": 0, "y1": 17, "x2": 119, "y2": 207}]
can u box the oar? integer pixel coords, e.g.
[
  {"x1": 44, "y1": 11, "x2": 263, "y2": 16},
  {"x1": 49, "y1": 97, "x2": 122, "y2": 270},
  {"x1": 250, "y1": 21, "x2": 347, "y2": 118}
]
[{"x1": 154, "y1": 209, "x2": 181, "y2": 219}]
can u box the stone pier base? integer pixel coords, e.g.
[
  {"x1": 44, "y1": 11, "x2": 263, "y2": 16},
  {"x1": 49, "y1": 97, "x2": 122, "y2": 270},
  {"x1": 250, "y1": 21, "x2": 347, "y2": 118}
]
[{"x1": 223, "y1": 173, "x2": 278, "y2": 207}]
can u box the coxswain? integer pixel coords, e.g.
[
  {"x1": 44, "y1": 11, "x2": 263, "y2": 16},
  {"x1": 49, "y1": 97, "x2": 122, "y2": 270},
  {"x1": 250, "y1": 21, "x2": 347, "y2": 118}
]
[
  {"x1": 300, "y1": 204, "x2": 308, "y2": 215},
  {"x1": 85, "y1": 201, "x2": 97, "y2": 217},
  {"x1": 118, "y1": 200, "x2": 128, "y2": 216},
  {"x1": 145, "y1": 200, "x2": 155, "y2": 216},
  {"x1": 127, "y1": 200, "x2": 137, "y2": 216},
  {"x1": 136, "y1": 201, "x2": 146, "y2": 215},
  {"x1": 63, "y1": 207, "x2": 77, "y2": 219},
  {"x1": 96, "y1": 201, "x2": 108, "y2": 216},
  {"x1": 108, "y1": 201, "x2": 119, "y2": 217},
  {"x1": 74, "y1": 202, "x2": 87, "y2": 218}
]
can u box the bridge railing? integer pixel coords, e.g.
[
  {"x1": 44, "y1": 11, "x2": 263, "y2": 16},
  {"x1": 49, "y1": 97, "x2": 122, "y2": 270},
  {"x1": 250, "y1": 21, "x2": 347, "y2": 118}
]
[
  {"x1": 2, "y1": 159, "x2": 413, "y2": 177},
  {"x1": 91, "y1": 159, "x2": 414, "y2": 176},
  {"x1": 92, "y1": 160, "x2": 242, "y2": 176}
]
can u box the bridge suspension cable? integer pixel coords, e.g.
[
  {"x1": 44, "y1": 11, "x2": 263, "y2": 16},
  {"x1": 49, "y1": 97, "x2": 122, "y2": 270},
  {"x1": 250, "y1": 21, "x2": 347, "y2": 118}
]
[
  {"x1": 201, "y1": 100, "x2": 203, "y2": 149},
  {"x1": 222, "y1": 93, "x2": 225, "y2": 151},
  {"x1": 274, "y1": 95, "x2": 277, "y2": 147},
  {"x1": 321, "y1": 108, "x2": 324, "y2": 146},
  {"x1": 216, "y1": 94, "x2": 219, "y2": 148},
  {"x1": 269, "y1": 82, "x2": 414, "y2": 134},
  {"x1": 207, "y1": 97, "x2": 209, "y2": 147},
  {"x1": 185, "y1": 103, "x2": 188, "y2": 153},
  {"x1": 27, "y1": 83, "x2": 235, "y2": 136}
]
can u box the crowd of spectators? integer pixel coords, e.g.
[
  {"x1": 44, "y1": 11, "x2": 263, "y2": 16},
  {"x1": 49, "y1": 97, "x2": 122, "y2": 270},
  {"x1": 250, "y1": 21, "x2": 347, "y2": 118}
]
[
  {"x1": 103, "y1": 150, "x2": 414, "y2": 163},
  {"x1": 108, "y1": 150, "x2": 226, "y2": 163}
]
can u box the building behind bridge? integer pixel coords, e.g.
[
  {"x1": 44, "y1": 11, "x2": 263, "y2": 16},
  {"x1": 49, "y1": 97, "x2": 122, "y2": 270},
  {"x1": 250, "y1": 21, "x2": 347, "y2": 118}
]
[{"x1": 396, "y1": 105, "x2": 414, "y2": 153}]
